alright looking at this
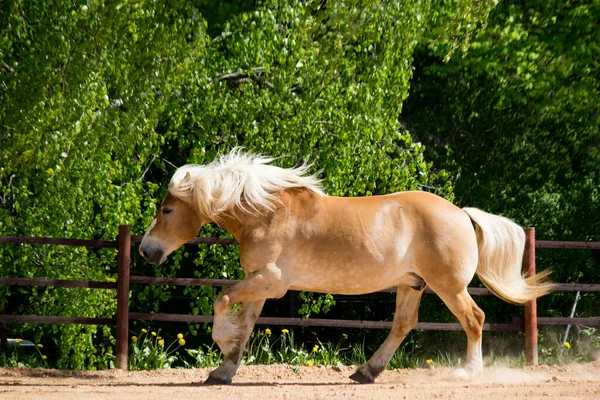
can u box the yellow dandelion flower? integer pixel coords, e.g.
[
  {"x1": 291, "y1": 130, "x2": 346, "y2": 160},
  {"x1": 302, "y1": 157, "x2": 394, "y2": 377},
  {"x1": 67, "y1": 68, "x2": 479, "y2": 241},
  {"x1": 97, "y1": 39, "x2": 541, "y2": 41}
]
[
  {"x1": 307, "y1": 360, "x2": 314, "y2": 367},
  {"x1": 282, "y1": 329, "x2": 289, "y2": 334},
  {"x1": 132, "y1": 336, "x2": 138, "y2": 342},
  {"x1": 37, "y1": 344, "x2": 43, "y2": 348},
  {"x1": 158, "y1": 339, "x2": 164, "y2": 346},
  {"x1": 265, "y1": 328, "x2": 272, "y2": 335},
  {"x1": 141, "y1": 328, "x2": 147, "y2": 333},
  {"x1": 177, "y1": 333, "x2": 184, "y2": 339},
  {"x1": 564, "y1": 341, "x2": 571, "y2": 349},
  {"x1": 426, "y1": 359, "x2": 433, "y2": 365},
  {"x1": 178, "y1": 338, "x2": 186, "y2": 346},
  {"x1": 15, "y1": 339, "x2": 21, "y2": 344},
  {"x1": 42, "y1": 355, "x2": 47, "y2": 360},
  {"x1": 342, "y1": 334, "x2": 348, "y2": 338},
  {"x1": 313, "y1": 344, "x2": 319, "y2": 352},
  {"x1": 151, "y1": 331, "x2": 157, "y2": 336}
]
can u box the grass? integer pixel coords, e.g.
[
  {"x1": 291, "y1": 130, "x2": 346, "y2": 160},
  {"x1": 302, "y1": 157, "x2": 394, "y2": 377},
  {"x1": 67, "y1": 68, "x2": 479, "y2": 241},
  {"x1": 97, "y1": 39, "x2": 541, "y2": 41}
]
[
  {"x1": 183, "y1": 344, "x2": 222, "y2": 368},
  {"x1": 235, "y1": 326, "x2": 600, "y2": 371},
  {"x1": 538, "y1": 327, "x2": 600, "y2": 365},
  {"x1": 239, "y1": 328, "x2": 421, "y2": 371},
  {"x1": 0, "y1": 339, "x2": 49, "y2": 368},
  {"x1": 128, "y1": 328, "x2": 187, "y2": 370},
  {"x1": 244, "y1": 328, "x2": 342, "y2": 368},
  {"x1": 2, "y1": 327, "x2": 598, "y2": 371}
]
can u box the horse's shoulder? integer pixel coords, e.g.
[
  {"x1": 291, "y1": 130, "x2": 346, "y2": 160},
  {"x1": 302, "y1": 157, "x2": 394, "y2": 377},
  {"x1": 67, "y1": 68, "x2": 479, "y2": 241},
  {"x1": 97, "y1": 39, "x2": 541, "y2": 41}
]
[{"x1": 277, "y1": 187, "x2": 324, "y2": 209}]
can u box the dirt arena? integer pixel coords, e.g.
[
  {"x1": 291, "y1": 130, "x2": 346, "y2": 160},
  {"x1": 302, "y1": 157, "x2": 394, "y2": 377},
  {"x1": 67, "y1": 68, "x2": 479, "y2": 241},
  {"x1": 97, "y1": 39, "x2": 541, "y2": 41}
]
[{"x1": 1, "y1": 361, "x2": 599, "y2": 400}]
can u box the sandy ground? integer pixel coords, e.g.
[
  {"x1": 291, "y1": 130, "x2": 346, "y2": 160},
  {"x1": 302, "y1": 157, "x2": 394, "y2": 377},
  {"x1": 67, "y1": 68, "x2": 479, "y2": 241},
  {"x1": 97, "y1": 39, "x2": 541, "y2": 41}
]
[{"x1": 1, "y1": 361, "x2": 600, "y2": 400}]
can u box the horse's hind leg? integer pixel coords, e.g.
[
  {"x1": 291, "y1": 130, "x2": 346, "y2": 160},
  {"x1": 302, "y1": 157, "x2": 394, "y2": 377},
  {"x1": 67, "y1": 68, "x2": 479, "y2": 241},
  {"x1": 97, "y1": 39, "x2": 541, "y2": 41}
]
[
  {"x1": 350, "y1": 284, "x2": 423, "y2": 384},
  {"x1": 435, "y1": 287, "x2": 485, "y2": 377},
  {"x1": 205, "y1": 299, "x2": 266, "y2": 385}
]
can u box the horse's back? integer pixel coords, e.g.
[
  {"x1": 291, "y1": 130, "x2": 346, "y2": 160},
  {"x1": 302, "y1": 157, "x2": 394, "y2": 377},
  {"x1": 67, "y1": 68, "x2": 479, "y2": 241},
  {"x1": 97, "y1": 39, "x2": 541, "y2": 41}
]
[
  {"x1": 272, "y1": 189, "x2": 478, "y2": 294},
  {"x1": 315, "y1": 190, "x2": 472, "y2": 240}
]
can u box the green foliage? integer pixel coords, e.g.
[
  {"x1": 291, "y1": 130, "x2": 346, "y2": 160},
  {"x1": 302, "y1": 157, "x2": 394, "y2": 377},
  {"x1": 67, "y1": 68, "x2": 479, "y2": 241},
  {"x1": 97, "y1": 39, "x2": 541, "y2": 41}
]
[
  {"x1": 242, "y1": 328, "x2": 418, "y2": 370},
  {"x1": 244, "y1": 328, "x2": 348, "y2": 368},
  {"x1": 539, "y1": 327, "x2": 600, "y2": 365},
  {"x1": 404, "y1": 0, "x2": 600, "y2": 237},
  {"x1": 245, "y1": 328, "x2": 310, "y2": 365},
  {"x1": 402, "y1": 0, "x2": 600, "y2": 318},
  {"x1": 183, "y1": 344, "x2": 222, "y2": 368},
  {"x1": 387, "y1": 336, "x2": 420, "y2": 369},
  {"x1": 162, "y1": 0, "x2": 455, "y2": 198},
  {"x1": 298, "y1": 292, "x2": 335, "y2": 318},
  {"x1": 128, "y1": 328, "x2": 187, "y2": 370},
  {"x1": 425, "y1": 0, "x2": 498, "y2": 62},
  {"x1": 0, "y1": 340, "x2": 49, "y2": 368},
  {"x1": 0, "y1": 0, "x2": 206, "y2": 369}
]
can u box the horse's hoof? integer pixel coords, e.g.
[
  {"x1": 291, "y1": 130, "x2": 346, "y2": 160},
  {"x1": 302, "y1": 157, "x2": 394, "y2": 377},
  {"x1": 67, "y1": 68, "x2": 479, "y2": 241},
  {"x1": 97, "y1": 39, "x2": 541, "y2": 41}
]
[
  {"x1": 204, "y1": 375, "x2": 232, "y2": 385},
  {"x1": 452, "y1": 368, "x2": 471, "y2": 381},
  {"x1": 349, "y1": 370, "x2": 375, "y2": 384}
]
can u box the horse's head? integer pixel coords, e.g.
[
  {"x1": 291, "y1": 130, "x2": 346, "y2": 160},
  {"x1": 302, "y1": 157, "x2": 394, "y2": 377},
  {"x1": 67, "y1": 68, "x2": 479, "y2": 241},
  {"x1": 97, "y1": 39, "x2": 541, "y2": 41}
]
[{"x1": 139, "y1": 192, "x2": 204, "y2": 265}]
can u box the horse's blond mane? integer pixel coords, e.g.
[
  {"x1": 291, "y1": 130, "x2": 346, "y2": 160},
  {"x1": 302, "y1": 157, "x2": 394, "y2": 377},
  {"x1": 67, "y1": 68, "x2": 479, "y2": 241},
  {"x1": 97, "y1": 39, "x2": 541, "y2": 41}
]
[{"x1": 168, "y1": 148, "x2": 323, "y2": 220}]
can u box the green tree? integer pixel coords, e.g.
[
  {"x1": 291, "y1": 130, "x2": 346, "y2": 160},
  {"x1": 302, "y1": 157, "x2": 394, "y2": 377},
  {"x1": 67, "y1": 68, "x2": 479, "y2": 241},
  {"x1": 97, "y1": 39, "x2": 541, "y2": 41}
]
[
  {"x1": 0, "y1": 0, "x2": 207, "y2": 368},
  {"x1": 402, "y1": 0, "x2": 600, "y2": 318}
]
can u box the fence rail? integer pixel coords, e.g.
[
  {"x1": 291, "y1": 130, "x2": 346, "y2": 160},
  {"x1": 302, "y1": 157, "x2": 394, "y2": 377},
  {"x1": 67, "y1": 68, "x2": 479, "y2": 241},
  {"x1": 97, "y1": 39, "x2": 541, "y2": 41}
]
[
  {"x1": 0, "y1": 277, "x2": 598, "y2": 293},
  {"x1": 3, "y1": 235, "x2": 600, "y2": 249},
  {"x1": 1, "y1": 227, "x2": 599, "y2": 370}
]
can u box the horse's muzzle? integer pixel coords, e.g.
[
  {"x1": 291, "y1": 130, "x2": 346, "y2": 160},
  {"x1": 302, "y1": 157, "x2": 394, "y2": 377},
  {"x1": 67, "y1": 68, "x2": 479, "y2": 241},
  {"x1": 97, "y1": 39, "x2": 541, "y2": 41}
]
[{"x1": 139, "y1": 246, "x2": 165, "y2": 265}]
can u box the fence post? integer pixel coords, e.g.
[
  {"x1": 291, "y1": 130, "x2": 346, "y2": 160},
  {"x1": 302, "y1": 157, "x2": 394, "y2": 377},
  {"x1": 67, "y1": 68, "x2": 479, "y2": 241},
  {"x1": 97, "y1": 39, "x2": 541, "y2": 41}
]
[
  {"x1": 523, "y1": 227, "x2": 538, "y2": 365},
  {"x1": 1, "y1": 322, "x2": 7, "y2": 354},
  {"x1": 115, "y1": 225, "x2": 131, "y2": 370}
]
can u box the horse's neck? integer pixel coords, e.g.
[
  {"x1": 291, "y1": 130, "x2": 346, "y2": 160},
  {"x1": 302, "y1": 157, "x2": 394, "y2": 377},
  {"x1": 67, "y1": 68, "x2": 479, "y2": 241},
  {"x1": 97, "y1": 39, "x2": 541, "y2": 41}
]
[
  {"x1": 213, "y1": 188, "x2": 315, "y2": 241},
  {"x1": 212, "y1": 208, "x2": 266, "y2": 242}
]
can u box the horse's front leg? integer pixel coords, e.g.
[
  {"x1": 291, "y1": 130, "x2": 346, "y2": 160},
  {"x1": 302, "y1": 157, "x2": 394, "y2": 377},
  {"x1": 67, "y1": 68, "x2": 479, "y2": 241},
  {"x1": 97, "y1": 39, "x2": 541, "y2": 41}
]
[
  {"x1": 205, "y1": 263, "x2": 288, "y2": 385},
  {"x1": 204, "y1": 299, "x2": 265, "y2": 385}
]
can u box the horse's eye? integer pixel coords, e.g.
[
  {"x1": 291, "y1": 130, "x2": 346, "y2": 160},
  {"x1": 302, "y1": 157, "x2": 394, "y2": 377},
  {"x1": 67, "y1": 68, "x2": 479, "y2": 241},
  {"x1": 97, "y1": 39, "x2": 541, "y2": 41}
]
[{"x1": 162, "y1": 208, "x2": 173, "y2": 215}]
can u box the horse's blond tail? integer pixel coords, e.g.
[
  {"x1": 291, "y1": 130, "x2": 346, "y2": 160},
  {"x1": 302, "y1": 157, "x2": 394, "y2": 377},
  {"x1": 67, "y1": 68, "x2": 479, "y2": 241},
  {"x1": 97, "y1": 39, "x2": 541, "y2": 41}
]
[{"x1": 463, "y1": 207, "x2": 553, "y2": 304}]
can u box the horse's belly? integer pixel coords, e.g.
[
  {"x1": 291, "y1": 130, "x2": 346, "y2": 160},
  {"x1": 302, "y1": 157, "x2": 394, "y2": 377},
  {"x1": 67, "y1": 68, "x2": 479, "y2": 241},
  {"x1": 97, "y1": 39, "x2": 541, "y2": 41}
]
[
  {"x1": 288, "y1": 259, "x2": 411, "y2": 295},
  {"x1": 285, "y1": 230, "x2": 414, "y2": 294}
]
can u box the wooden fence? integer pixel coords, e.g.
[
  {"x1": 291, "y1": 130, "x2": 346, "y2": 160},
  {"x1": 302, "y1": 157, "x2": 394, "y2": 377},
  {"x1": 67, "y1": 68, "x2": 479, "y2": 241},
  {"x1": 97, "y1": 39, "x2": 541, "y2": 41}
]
[{"x1": 1, "y1": 226, "x2": 599, "y2": 370}]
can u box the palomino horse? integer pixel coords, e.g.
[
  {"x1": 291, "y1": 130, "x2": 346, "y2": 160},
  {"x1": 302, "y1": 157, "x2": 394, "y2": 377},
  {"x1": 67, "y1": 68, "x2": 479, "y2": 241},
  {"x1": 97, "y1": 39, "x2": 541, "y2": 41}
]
[{"x1": 140, "y1": 149, "x2": 551, "y2": 385}]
